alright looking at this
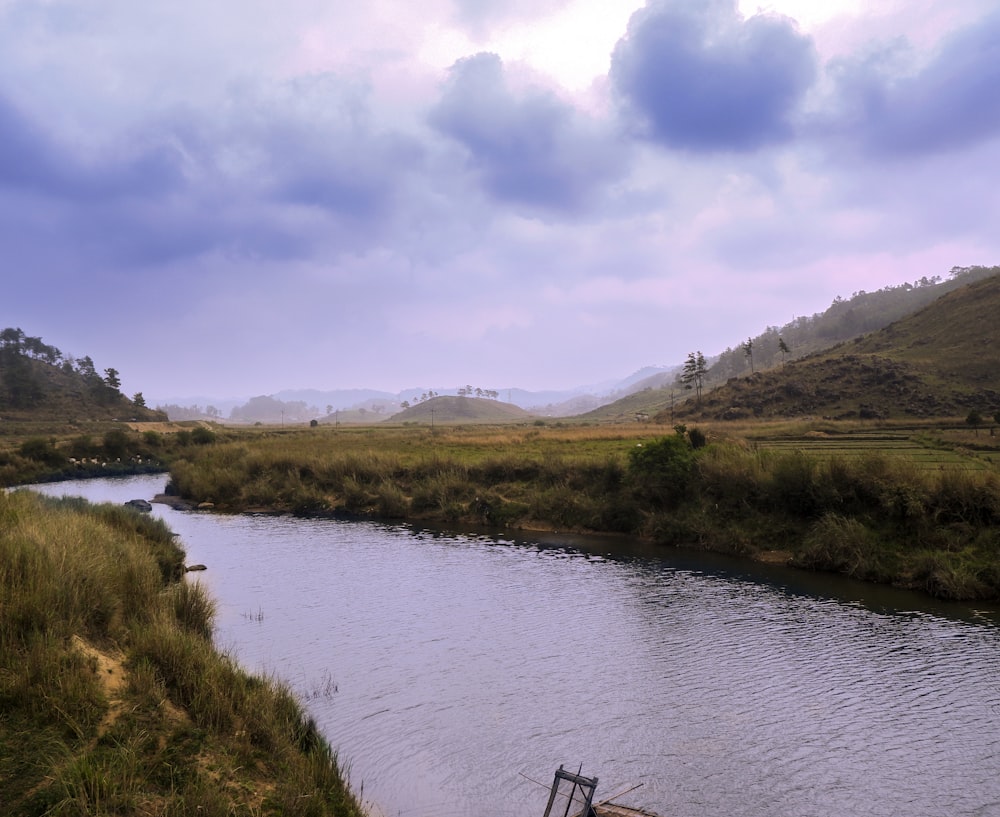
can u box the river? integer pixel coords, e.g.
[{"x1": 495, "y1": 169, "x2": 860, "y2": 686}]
[{"x1": 26, "y1": 474, "x2": 1000, "y2": 817}]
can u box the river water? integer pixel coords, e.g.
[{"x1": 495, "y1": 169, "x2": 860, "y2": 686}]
[{"x1": 27, "y1": 475, "x2": 1000, "y2": 817}]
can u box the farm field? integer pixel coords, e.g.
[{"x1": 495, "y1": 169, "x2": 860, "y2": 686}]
[{"x1": 751, "y1": 429, "x2": 1000, "y2": 471}]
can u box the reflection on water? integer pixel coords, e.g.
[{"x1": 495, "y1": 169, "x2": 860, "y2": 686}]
[{"x1": 28, "y1": 476, "x2": 1000, "y2": 817}]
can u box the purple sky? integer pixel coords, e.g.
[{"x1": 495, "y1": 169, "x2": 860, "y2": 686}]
[{"x1": 2, "y1": 0, "x2": 998, "y2": 400}]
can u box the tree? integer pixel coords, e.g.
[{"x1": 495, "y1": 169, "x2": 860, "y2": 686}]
[
  {"x1": 0, "y1": 327, "x2": 24, "y2": 349},
  {"x1": 966, "y1": 410, "x2": 983, "y2": 437},
  {"x1": 76, "y1": 356, "x2": 98, "y2": 382},
  {"x1": 133, "y1": 392, "x2": 146, "y2": 408},
  {"x1": 681, "y1": 352, "x2": 697, "y2": 392},
  {"x1": 104, "y1": 368, "x2": 121, "y2": 391},
  {"x1": 778, "y1": 337, "x2": 790, "y2": 363},
  {"x1": 326, "y1": 404, "x2": 333, "y2": 416},
  {"x1": 0, "y1": 344, "x2": 42, "y2": 407},
  {"x1": 680, "y1": 351, "x2": 708, "y2": 401},
  {"x1": 742, "y1": 337, "x2": 755, "y2": 374}
]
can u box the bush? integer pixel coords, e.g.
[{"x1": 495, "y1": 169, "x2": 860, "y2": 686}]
[
  {"x1": 687, "y1": 427, "x2": 707, "y2": 449},
  {"x1": 628, "y1": 434, "x2": 696, "y2": 508},
  {"x1": 766, "y1": 451, "x2": 820, "y2": 517},
  {"x1": 190, "y1": 427, "x2": 216, "y2": 445},
  {"x1": 142, "y1": 430, "x2": 163, "y2": 448},
  {"x1": 18, "y1": 438, "x2": 66, "y2": 466},
  {"x1": 103, "y1": 429, "x2": 130, "y2": 458},
  {"x1": 794, "y1": 512, "x2": 888, "y2": 580},
  {"x1": 69, "y1": 434, "x2": 99, "y2": 459}
]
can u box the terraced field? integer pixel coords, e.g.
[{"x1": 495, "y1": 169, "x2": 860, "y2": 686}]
[{"x1": 756, "y1": 430, "x2": 999, "y2": 471}]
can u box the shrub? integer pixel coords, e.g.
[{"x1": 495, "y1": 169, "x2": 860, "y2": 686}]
[
  {"x1": 766, "y1": 451, "x2": 821, "y2": 517},
  {"x1": 628, "y1": 434, "x2": 696, "y2": 508},
  {"x1": 375, "y1": 482, "x2": 408, "y2": 518},
  {"x1": 18, "y1": 437, "x2": 66, "y2": 466},
  {"x1": 911, "y1": 551, "x2": 993, "y2": 600},
  {"x1": 190, "y1": 427, "x2": 216, "y2": 445},
  {"x1": 103, "y1": 429, "x2": 130, "y2": 459},
  {"x1": 687, "y1": 426, "x2": 708, "y2": 449},
  {"x1": 794, "y1": 513, "x2": 886, "y2": 579},
  {"x1": 69, "y1": 434, "x2": 99, "y2": 459},
  {"x1": 931, "y1": 471, "x2": 1000, "y2": 527},
  {"x1": 142, "y1": 430, "x2": 163, "y2": 448}
]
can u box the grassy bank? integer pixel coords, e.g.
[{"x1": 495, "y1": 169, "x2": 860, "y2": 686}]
[
  {"x1": 167, "y1": 422, "x2": 1000, "y2": 600},
  {"x1": 0, "y1": 421, "x2": 229, "y2": 487},
  {"x1": 0, "y1": 489, "x2": 363, "y2": 817}
]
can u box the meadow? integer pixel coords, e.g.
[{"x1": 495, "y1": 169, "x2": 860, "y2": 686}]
[
  {"x1": 0, "y1": 488, "x2": 363, "y2": 817},
  {"x1": 165, "y1": 418, "x2": 1000, "y2": 601}
]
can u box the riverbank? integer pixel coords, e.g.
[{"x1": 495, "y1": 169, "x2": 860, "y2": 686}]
[
  {"x1": 164, "y1": 423, "x2": 1000, "y2": 601},
  {"x1": 0, "y1": 488, "x2": 364, "y2": 817}
]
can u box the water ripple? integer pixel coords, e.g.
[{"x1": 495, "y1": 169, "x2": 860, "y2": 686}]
[{"x1": 29, "y1": 476, "x2": 1000, "y2": 817}]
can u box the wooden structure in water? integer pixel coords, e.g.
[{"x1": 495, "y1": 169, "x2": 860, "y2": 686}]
[{"x1": 541, "y1": 766, "x2": 661, "y2": 817}]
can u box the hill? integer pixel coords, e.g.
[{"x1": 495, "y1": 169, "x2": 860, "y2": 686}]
[
  {"x1": 705, "y1": 264, "x2": 1000, "y2": 384},
  {"x1": 390, "y1": 395, "x2": 533, "y2": 424},
  {"x1": 668, "y1": 272, "x2": 1000, "y2": 422},
  {"x1": 0, "y1": 328, "x2": 164, "y2": 423}
]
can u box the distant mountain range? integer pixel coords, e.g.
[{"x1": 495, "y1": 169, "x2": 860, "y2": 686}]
[
  {"x1": 151, "y1": 368, "x2": 679, "y2": 424},
  {"x1": 150, "y1": 264, "x2": 998, "y2": 425}
]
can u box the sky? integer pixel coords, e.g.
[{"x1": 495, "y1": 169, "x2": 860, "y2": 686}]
[{"x1": 2, "y1": 0, "x2": 999, "y2": 401}]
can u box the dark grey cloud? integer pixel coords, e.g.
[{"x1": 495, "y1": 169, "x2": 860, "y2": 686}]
[
  {"x1": 429, "y1": 52, "x2": 627, "y2": 211},
  {"x1": 610, "y1": 0, "x2": 817, "y2": 152},
  {"x1": 0, "y1": 92, "x2": 181, "y2": 199},
  {"x1": 269, "y1": 127, "x2": 422, "y2": 223},
  {"x1": 823, "y1": 11, "x2": 1000, "y2": 157},
  {"x1": 0, "y1": 72, "x2": 435, "y2": 272}
]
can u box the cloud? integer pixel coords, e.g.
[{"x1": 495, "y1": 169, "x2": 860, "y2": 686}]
[
  {"x1": 0, "y1": 91, "x2": 182, "y2": 201},
  {"x1": 449, "y1": 0, "x2": 572, "y2": 39},
  {"x1": 1, "y1": 0, "x2": 999, "y2": 401},
  {"x1": 610, "y1": 0, "x2": 817, "y2": 151},
  {"x1": 429, "y1": 52, "x2": 628, "y2": 211},
  {"x1": 822, "y1": 10, "x2": 1000, "y2": 157}
]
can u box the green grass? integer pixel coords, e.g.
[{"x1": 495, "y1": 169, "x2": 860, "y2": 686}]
[
  {"x1": 164, "y1": 420, "x2": 1000, "y2": 600},
  {"x1": 0, "y1": 489, "x2": 363, "y2": 817}
]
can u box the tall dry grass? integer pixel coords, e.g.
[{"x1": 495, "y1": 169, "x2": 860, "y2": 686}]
[{"x1": 0, "y1": 489, "x2": 363, "y2": 816}]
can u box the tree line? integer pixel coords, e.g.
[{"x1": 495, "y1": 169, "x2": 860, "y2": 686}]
[{"x1": 0, "y1": 327, "x2": 146, "y2": 409}]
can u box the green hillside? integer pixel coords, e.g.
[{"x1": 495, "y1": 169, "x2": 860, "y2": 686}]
[
  {"x1": 0, "y1": 328, "x2": 164, "y2": 423},
  {"x1": 707, "y1": 264, "x2": 999, "y2": 383},
  {"x1": 670, "y1": 272, "x2": 1000, "y2": 422}
]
